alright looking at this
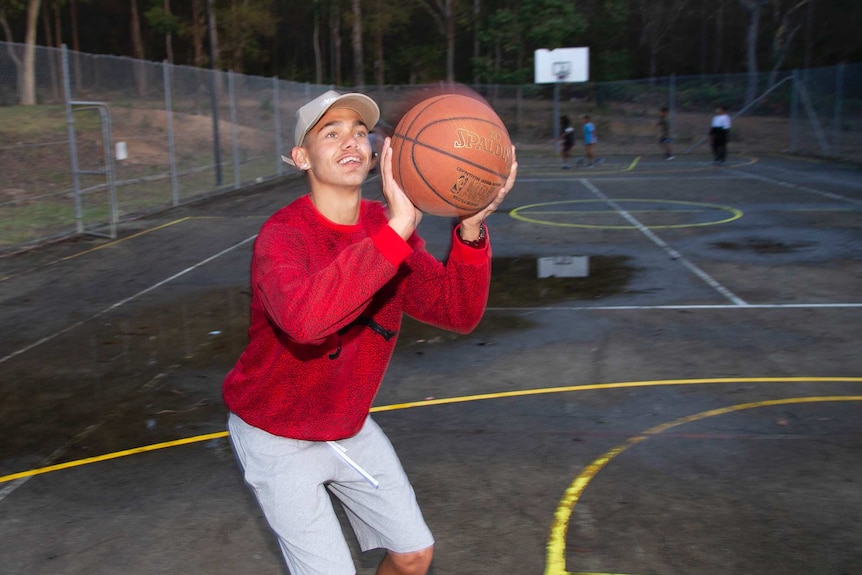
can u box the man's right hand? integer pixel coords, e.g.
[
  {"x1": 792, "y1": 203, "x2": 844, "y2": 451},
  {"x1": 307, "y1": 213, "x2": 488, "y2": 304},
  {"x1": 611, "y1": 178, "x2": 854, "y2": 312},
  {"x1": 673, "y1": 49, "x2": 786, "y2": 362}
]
[{"x1": 380, "y1": 137, "x2": 422, "y2": 240}]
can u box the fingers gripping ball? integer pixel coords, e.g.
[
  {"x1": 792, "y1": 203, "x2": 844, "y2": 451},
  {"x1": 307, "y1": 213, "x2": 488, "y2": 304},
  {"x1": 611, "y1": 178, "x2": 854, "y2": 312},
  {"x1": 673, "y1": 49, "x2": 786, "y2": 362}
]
[{"x1": 391, "y1": 93, "x2": 513, "y2": 217}]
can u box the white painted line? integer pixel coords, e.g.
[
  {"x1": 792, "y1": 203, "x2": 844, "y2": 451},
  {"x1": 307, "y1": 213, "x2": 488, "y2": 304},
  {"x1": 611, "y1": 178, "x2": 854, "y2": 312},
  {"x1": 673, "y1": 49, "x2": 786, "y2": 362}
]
[
  {"x1": 515, "y1": 175, "x2": 751, "y2": 184},
  {"x1": 579, "y1": 179, "x2": 748, "y2": 306},
  {"x1": 743, "y1": 162, "x2": 862, "y2": 190},
  {"x1": 0, "y1": 235, "x2": 258, "y2": 366},
  {"x1": 486, "y1": 303, "x2": 862, "y2": 311},
  {"x1": 0, "y1": 423, "x2": 103, "y2": 503},
  {"x1": 729, "y1": 168, "x2": 862, "y2": 207}
]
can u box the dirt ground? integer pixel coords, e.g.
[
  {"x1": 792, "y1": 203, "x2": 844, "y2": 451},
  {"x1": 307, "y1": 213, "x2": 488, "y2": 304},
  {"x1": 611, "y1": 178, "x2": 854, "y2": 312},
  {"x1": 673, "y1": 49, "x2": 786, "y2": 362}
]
[{"x1": 1, "y1": 152, "x2": 861, "y2": 575}]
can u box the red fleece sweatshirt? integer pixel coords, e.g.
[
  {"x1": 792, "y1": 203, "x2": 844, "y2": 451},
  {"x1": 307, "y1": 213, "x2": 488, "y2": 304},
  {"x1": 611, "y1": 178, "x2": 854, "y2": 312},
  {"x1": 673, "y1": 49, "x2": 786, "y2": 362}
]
[{"x1": 222, "y1": 194, "x2": 491, "y2": 440}]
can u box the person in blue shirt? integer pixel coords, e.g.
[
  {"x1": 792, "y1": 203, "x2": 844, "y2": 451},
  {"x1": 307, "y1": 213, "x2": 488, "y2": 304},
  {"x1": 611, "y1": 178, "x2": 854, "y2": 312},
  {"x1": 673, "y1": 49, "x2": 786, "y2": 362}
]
[{"x1": 582, "y1": 115, "x2": 597, "y2": 167}]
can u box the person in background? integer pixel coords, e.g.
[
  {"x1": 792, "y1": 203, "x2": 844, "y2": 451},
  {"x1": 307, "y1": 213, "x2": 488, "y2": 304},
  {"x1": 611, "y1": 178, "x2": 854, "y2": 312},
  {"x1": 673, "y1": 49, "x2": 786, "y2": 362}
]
[
  {"x1": 581, "y1": 115, "x2": 599, "y2": 167},
  {"x1": 555, "y1": 115, "x2": 576, "y2": 169},
  {"x1": 709, "y1": 105, "x2": 731, "y2": 164},
  {"x1": 222, "y1": 89, "x2": 518, "y2": 575},
  {"x1": 657, "y1": 106, "x2": 674, "y2": 160}
]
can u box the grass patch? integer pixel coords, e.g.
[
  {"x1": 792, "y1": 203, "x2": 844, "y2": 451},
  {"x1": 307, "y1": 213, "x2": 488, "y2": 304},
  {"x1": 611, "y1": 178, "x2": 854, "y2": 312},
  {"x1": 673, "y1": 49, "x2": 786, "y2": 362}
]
[{"x1": 0, "y1": 104, "x2": 101, "y2": 138}]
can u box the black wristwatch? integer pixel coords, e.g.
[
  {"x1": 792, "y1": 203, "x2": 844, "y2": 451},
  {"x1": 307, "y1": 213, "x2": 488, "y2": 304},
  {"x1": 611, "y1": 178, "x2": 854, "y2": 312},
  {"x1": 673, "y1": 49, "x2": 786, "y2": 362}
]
[{"x1": 457, "y1": 223, "x2": 486, "y2": 248}]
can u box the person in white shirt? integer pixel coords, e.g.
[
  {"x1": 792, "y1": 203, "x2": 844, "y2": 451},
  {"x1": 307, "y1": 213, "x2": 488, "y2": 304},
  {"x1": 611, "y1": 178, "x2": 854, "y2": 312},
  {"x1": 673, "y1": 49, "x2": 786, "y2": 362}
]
[{"x1": 709, "y1": 106, "x2": 731, "y2": 164}]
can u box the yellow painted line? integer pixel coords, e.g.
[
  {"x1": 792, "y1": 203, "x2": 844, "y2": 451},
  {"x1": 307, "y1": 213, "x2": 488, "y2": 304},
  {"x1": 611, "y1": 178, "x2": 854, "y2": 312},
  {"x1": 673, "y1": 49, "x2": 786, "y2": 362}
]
[
  {"x1": 58, "y1": 217, "x2": 195, "y2": 261},
  {"x1": 1, "y1": 216, "x2": 266, "y2": 283},
  {"x1": 371, "y1": 376, "x2": 862, "y2": 412},
  {"x1": 2, "y1": 377, "x2": 861, "y2": 484},
  {"x1": 613, "y1": 154, "x2": 758, "y2": 176},
  {"x1": 509, "y1": 199, "x2": 743, "y2": 230},
  {"x1": 0, "y1": 432, "x2": 228, "y2": 483},
  {"x1": 0, "y1": 217, "x2": 192, "y2": 283},
  {"x1": 524, "y1": 156, "x2": 640, "y2": 176},
  {"x1": 544, "y1": 395, "x2": 862, "y2": 575},
  {"x1": 523, "y1": 209, "x2": 714, "y2": 215}
]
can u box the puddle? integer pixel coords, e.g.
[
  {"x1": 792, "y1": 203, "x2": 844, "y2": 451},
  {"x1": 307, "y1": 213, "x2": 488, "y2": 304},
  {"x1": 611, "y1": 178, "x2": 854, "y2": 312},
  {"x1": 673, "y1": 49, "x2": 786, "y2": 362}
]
[
  {"x1": 398, "y1": 254, "x2": 637, "y2": 351},
  {"x1": 488, "y1": 255, "x2": 636, "y2": 306},
  {"x1": 1, "y1": 254, "x2": 637, "y2": 468},
  {"x1": 711, "y1": 237, "x2": 814, "y2": 254}
]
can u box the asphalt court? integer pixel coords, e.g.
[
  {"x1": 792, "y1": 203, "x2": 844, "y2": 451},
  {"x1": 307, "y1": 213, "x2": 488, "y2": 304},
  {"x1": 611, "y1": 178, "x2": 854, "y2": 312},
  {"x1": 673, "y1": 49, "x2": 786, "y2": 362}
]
[{"x1": 1, "y1": 153, "x2": 861, "y2": 575}]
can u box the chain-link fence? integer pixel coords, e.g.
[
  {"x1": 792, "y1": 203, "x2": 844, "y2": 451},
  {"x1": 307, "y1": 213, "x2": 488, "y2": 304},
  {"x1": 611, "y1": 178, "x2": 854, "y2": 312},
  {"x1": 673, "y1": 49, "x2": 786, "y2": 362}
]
[{"x1": 1, "y1": 41, "x2": 860, "y2": 253}]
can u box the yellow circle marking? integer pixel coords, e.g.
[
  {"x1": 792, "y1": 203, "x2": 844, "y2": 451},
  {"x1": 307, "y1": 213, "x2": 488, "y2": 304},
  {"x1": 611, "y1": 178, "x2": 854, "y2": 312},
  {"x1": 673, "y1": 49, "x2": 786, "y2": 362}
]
[
  {"x1": 510, "y1": 199, "x2": 742, "y2": 229},
  {"x1": 544, "y1": 395, "x2": 862, "y2": 575},
  {"x1": 3, "y1": 377, "x2": 860, "y2": 485},
  {"x1": 522, "y1": 154, "x2": 756, "y2": 178}
]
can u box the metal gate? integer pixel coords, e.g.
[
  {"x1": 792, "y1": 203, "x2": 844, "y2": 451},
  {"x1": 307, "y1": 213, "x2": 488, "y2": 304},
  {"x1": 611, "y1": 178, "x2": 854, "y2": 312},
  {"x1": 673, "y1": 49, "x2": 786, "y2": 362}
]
[{"x1": 62, "y1": 45, "x2": 118, "y2": 239}]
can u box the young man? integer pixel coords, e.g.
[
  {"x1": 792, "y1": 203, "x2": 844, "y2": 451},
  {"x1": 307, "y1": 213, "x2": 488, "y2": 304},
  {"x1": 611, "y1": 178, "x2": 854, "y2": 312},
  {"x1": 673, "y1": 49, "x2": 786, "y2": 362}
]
[
  {"x1": 709, "y1": 105, "x2": 731, "y2": 164},
  {"x1": 657, "y1": 106, "x2": 674, "y2": 160},
  {"x1": 223, "y1": 90, "x2": 517, "y2": 575}
]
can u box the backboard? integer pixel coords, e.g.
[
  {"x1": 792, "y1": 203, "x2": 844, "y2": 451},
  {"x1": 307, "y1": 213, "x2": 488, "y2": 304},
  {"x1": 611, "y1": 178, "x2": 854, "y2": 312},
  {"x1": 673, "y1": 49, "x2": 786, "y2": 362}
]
[{"x1": 534, "y1": 47, "x2": 589, "y2": 84}]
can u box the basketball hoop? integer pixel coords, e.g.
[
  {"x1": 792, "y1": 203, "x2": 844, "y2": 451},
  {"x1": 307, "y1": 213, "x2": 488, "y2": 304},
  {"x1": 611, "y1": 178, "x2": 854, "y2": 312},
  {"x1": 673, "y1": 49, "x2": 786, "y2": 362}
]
[{"x1": 552, "y1": 62, "x2": 571, "y2": 82}]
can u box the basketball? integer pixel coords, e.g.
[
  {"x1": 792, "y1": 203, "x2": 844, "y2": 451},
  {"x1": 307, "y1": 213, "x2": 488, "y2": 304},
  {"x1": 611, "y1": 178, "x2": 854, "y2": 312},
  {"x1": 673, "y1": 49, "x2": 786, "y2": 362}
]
[{"x1": 390, "y1": 93, "x2": 513, "y2": 217}]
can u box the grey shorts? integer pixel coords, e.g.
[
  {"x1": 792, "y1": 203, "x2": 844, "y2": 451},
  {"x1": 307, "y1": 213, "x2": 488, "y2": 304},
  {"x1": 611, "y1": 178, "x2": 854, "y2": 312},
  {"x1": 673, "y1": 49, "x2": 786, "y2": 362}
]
[{"x1": 228, "y1": 413, "x2": 434, "y2": 575}]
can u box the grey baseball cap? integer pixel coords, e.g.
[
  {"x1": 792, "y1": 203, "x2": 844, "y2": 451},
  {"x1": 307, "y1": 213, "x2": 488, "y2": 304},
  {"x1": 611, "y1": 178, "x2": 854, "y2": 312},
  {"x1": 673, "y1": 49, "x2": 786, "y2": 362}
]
[{"x1": 281, "y1": 90, "x2": 380, "y2": 166}]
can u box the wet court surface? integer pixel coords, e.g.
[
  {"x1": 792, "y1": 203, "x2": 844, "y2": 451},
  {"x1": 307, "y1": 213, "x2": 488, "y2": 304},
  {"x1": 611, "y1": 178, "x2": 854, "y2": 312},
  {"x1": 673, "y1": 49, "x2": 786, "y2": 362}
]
[{"x1": 1, "y1": 153, "x2": 861, "y2": 574}]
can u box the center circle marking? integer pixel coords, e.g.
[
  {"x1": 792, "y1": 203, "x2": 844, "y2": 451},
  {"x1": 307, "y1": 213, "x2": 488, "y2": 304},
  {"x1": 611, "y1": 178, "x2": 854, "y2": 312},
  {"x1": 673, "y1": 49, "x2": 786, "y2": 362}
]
[{"x1": 510, "y1": 199, "x2": 742, "y2": 229}]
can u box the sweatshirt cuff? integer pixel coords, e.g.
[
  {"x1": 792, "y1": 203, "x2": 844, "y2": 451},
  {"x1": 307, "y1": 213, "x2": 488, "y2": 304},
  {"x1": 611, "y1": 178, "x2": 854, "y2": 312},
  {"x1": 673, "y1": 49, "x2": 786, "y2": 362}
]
[
  {"x1": 373, "y1": 225, "x2": 413, "y2": 266},
  {"x1": 451, "y1": 225, "x2": 490, "y2": 265}
]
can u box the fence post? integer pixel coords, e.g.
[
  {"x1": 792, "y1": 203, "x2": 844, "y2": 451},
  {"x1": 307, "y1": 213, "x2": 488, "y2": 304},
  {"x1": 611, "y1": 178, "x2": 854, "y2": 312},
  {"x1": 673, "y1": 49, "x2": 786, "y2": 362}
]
[
  {"x1": 228, "y1": 71, "x2": 240, "y2": 189},
  {"x1": 516, "y1": 86, "x2": 523, "y2": 139},
  {"x1": 669, "y1": 73, "x2": 676, "y2": 137},
  {"x1": 552, "y1": 82, "x2": 561, "y2": 141},
  {"x1": 833, "y1": 63, "x2": 844, "y2": 158},
  {"x1": 208, "y1": 69, "x2": 223, "y2": 186},
  {"x1": 274, "y1": 76, "x2": 283, "y2": 177},
  {"x1": 61, "y1": 44, "x2": 84, "y2": 234},
  {"x1": 163, "y1": 61, "x2": 179, "y2": 206},
  {"x1": 790, "y1": 69, "x2": 799, "y2": 153}
]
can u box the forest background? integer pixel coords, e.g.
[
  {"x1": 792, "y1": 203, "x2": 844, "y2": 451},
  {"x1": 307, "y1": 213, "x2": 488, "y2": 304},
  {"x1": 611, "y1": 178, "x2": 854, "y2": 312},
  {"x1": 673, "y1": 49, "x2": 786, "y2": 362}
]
[{"x1": 1, "y1": 0, "x2": 861, "y2": 95}]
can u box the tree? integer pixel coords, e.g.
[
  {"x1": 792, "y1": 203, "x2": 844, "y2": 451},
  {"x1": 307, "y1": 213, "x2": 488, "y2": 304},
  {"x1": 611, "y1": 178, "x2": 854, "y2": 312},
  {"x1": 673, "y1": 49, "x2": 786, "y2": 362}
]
[
  {"x1": 220, "y1": 0, "x2": 276, "y2": 73},
  {"x1": 475, "y1": 7, "x2": 521, "y2": 83},
  {"x1": 766, "y1": 0, "x2": 810, "y2": 88},
  {"x1": 738, "y1": 0, "x2": 767, "y2": 106},
  {"x1": 592, "y1": 0, "x2": 633, "y2": 80},
  {"x1": 145, "y1": 0, "x2": 181, "y2": 64},
  {"x1": 350, "y1": 0, "x2": 363, "y2": 87},
  {"x1": 475, "y1": 0, "x2": 585, "y2": 84},
  {"x1": 416, "y1": 0, "x2": 456, "y2": 82},
  {"x1": 636, "y1": 0, "x2": 693, "y2": 79},
  {"x1": 366, "y1": 0, "x2": 410, "y2": 87},
  {"x1": 20, "y1": 0, "x2": 40, "y2": 105},
  {"x1": 207, "y1": 0, "x2": 220, "y2": 69},
  {"x1": 129, "y1": 0, "x2": 147, "y2": 96},
  {"x1": 0, "y1": 0, "x2": 26, "y2": 102},
  {"x1": 330, "y1": 0, "x2": 342, "y2": 85},
  {"x1": 41, "y1": 0, "x2": 60, "y2": 99},
  {"x1": 312, "y1": 0, "x2": 322, "y2": 83},
  {"x1": 471, "y1": 0, "x2": 479, "y2": 84},
  {"x1": 190, "y1": 0, "x2": 206, "y2": 67}
]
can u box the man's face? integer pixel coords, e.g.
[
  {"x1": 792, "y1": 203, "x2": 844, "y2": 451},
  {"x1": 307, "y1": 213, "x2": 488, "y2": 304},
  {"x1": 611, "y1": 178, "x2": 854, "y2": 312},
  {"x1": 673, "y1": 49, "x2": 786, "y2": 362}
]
[{"x1": 302, "y1": 107, "x2": 372, "y2": 188}]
